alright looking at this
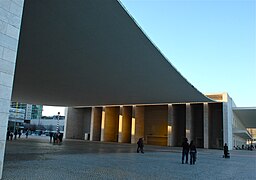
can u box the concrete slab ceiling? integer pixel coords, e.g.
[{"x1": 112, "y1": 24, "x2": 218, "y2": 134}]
[
  {"x1": 233, "y1": 107, "x2": 256, "y2": 128},
  {"x1": 233, "y1": 129, "x2": 252, "y2": 139},
  {"x1": 12, "y1": 0, "x2": 212, "y2": 106}
]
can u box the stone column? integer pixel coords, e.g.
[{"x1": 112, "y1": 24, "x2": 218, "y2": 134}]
[
  {"x1": 191, "y1": 104, "x2": 204, "y2": 148},
  {"x1": 90, "y1": 107, "x2": 102, "y2": 141},
  {"x1": 64, "y1": 107, "x2": 91, "y2": 140},
  {"x1": 203, "y1": 103, "x2": 209, "y2": 148},
  {"x1": 131, "y1": 106, "x2": 136, "y2": 143},
  {"x1": 131, "y1": 106, "x2": 144, "y2": 144},
  {"x1": 167, "y1": 104, "x2": 175, "y2": 146},
  {"x1": 223, "y1": 102, "x2": 233, "y2": 150},
  {"x1": 172, "y1": 104, "x2": 186, "y2": 146},
  {"x1": 101, "y1": 107, "x2": 119, "y2": 142},
  {"x1": 118, "y1": 106, "x2": 132, "y2": 143},
  {"x1": 208, "y1": 103, "x2": 224, "y2": 149},
  {"x1": 100, "y1": 107, "x2": 105, "y2": 142},
  {"x1": 186, "y1": 103, "x2": 192, "y2": 142},
  {"x1": 0, "y1": 1, "x2": 24, "y2": 178}
]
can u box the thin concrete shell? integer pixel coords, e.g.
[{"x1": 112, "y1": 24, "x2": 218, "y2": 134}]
[{"x1": 12, "y1": 0, "x2": 212, "y2": 106}]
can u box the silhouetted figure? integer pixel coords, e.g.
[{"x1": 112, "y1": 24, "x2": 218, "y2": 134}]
[
  {"x1": 189, "y1": 140, "x2": 197, "y2": 165},
  {"x1": 6, "y1": 130, "x2": 10, "y2": 140},
  {"x1": 10, "y1": 132, "x2": 13, "y2": 141},
  {"x1": 14, "y1": 130, "x2": 17, "y2": 140},
  {"x1": 56, "y1": 132, "x2": 61, "y2": 144},
  {"x1": 59, "y1": 133, "x2": 63, "y2": 143},
  {"x1": 49, "y1": 132, "x2": 53, "y2": 143},
  {"x1": 250, "y1": 144, "x2": 253, "y2": 151},
  {"x1": 18, "y1": 131, "x2": 21, "y2": 138},
  {"x1": 25, "y1": 130, "x2": 29, "y2": 138},
  {"x1": 137, "y1": 138, "x2": 144, "y2": 153},
  {"x1": 223, "y1": 143, "x2": 230, "y2": 158},
  {"x1": 53, "y1": 133, "x2": 57, "y2": 143},
  {"x1": 181, "y1": 138, "x2": 189, "y2": 164}
]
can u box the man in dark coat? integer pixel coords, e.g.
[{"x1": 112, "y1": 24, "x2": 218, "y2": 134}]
[
  {"x1": 181, "y1": 138, "x2": 189, "y2": 164},
  {"x1": 137, "y1": 137, "x2": 144, "y2": 153},
  {"x1": 223, "y1": 143, "x2": 230, "y2": 158},
  {"x1": 49, "y1": 132, "x2": 53, "y2": 143},
  {"x1": 6, "y1": 130, "x2": 10, "y2": 140},
  {"x1": 14, "y1": 130, "x2": 17, "y2": 140},
  {"x1": 189, "y1": 140, "x2": 197, "y2": 165}
]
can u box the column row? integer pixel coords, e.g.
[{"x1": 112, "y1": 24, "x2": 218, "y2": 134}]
[{"x1": 65, "y1": 103, "x2": 224, "y2": 149}]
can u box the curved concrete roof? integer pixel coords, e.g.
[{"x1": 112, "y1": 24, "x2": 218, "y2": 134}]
[{"x1": 12, "y1": 0, "x2": 212, "y2": 106}]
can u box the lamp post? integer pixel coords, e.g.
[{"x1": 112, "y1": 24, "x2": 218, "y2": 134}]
[{"x1": 56, "y1": 112, "x2": 60, "y2": 132}]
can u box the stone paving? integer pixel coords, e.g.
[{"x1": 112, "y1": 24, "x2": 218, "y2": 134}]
[{"x1": 2, "y1": 136, "x2": 256, "y2": 180}]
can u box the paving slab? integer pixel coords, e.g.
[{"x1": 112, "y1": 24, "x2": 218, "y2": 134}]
[{"x1": 2, "y1": 136, "x2": 256, "y2": 180}]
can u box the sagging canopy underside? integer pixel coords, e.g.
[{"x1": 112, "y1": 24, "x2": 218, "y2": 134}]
[{"x1": 12, "y1": 0, "x2": 212, "y2": 106}]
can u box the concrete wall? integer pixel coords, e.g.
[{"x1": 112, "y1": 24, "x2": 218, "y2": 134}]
[
  {"x1": 186, "y1": 104, "x2": 192, "y2": 142},
  {"x1": 63, "y1": 102, "x2": 227, "y2": 150},
  {"x1": 64, "y1": 107, "x2": 91, "y2": 139},
  {"x1": 144, "y1": 105, "x2": 168, "y2": 146},
  {"x1": 118, "y1": 106, "x2": 132, "y2": 143},
  {"x1": 222, "y1": 94, "x2": 234, "y2": 149},
  {"x1": 191, "y1": 104, "x2": 204, "y2": 148},
  {"x1": 101, "y1": 107, "x2": 119, "y2": 142},
  {"x1": 172, "y1": 104, "x2": 186, "y2": 146},
  {"x1": 233, "y1": 112, "x2": 246, "y2": 130},
  {"x1": 232, "y1": 113, "x2": 247, "y2": 148},
  {"x1": 167, "y1": 104, "x2": 175, "y2": 146},
  {"x1": 203, "y1": 103, "x2": 209, "y2": 148},
  {"x1": 0, "y1": 0, "x2": 24, "y2": 178},
  {"x1": 132, "y1": 106, "x2": 144, "y2": 144},
  {"x1": 90, "y1": 107, "x2": 102, "y2": 141},
  {"x1": 208, "y1": 103, "x2": 223, "y2": 149}
]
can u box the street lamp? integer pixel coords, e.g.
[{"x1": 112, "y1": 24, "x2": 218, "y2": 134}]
[{"x1": 56, "y1": 112, "x2": 60, "y2": 132}]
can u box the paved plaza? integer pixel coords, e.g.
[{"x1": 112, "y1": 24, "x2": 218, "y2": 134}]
[{"x1": 2, "y1": 136, "x2": 256, "y2": 180}]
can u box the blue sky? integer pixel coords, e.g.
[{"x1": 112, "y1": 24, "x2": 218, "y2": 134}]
[{"x1": 119, "y1": 0, "x2": 256, "y2": 107}]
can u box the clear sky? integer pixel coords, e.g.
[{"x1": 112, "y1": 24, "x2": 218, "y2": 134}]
[
  {"x1": 43, "y1": 0, "x2": 255, "y2": 116},
  {"x1": 119, "y1": 0, "x2": 256, "y2": 107},
  {"x1": 42, "y1": 106, "x2": 65, "y2": 116}
]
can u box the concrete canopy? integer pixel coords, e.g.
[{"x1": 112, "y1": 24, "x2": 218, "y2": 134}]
[
  {"x1": 233, "y1": 107, "x2": 256, "y2": 128},
  {"x1": 12, "y1": 0, "x2": 212, "y2": 107},
  {"x1": 233, "y1": 128, "x2": 252, "y2": 139}
]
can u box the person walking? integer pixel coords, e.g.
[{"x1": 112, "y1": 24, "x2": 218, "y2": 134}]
[
  {"x1": 18, "y1": 130, "x2": 22, "y2": 138},
  {"x1": 181, "y1": 138, "x2": 189, "y2": 164},
  {"x1": 6, "y1": 130, "x2": 10, "y2": 140},
  {"x1": 137, "y1": 137, "x2": 144, "y2": 153},
  {"x1": 14, "y1": 130, "x2": 17, "y2": 140},
  {"x1": 223, "y1": 143, "x2": 230, "y2": 158},
  {"x1": 25, "y1": 130, "x2": 29, "y2": 138},
  {"x1": 53, "y1": 133, "x2": 57, "y2": 144},
  {"x1": 189, "y1": 140, "x2": 197, "y2": 165},
  {"x1": 49, "y1": 132, "x2": 53, "y2": 143},
  {"x1": 56, "y1": 132, "x2": 61, "y2": 144},
  {"x1": 10, "y1": 132, "x2": 13, "y2": 141}
]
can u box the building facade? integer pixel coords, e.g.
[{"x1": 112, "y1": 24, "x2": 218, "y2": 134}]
[
  {"x1": 29, "y1": 115, "x2": 65, "y2": 133},
  {"x1": 64, "y1": 93, "x2": 254, "y2": 150},
  {"x1": 0, "y1": 1, "x2": 255, "y2": 179},
  {"x1": 10, "y1": 102, "x2": 43, "y2": 120},
  {"x1": 8, "y1": 102, "x2": 43, "y2": 131},
  {"x1": 0, "y1": 0, "x2": 24, "y2": 178}
]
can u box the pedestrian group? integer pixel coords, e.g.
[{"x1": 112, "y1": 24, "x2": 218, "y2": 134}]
[
  {"x1": 181, "y1": 138, "x2": 197, "y2": 165},
  {"x1": 6, "y1": 129, "x2": 25, "y2": 141}
]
